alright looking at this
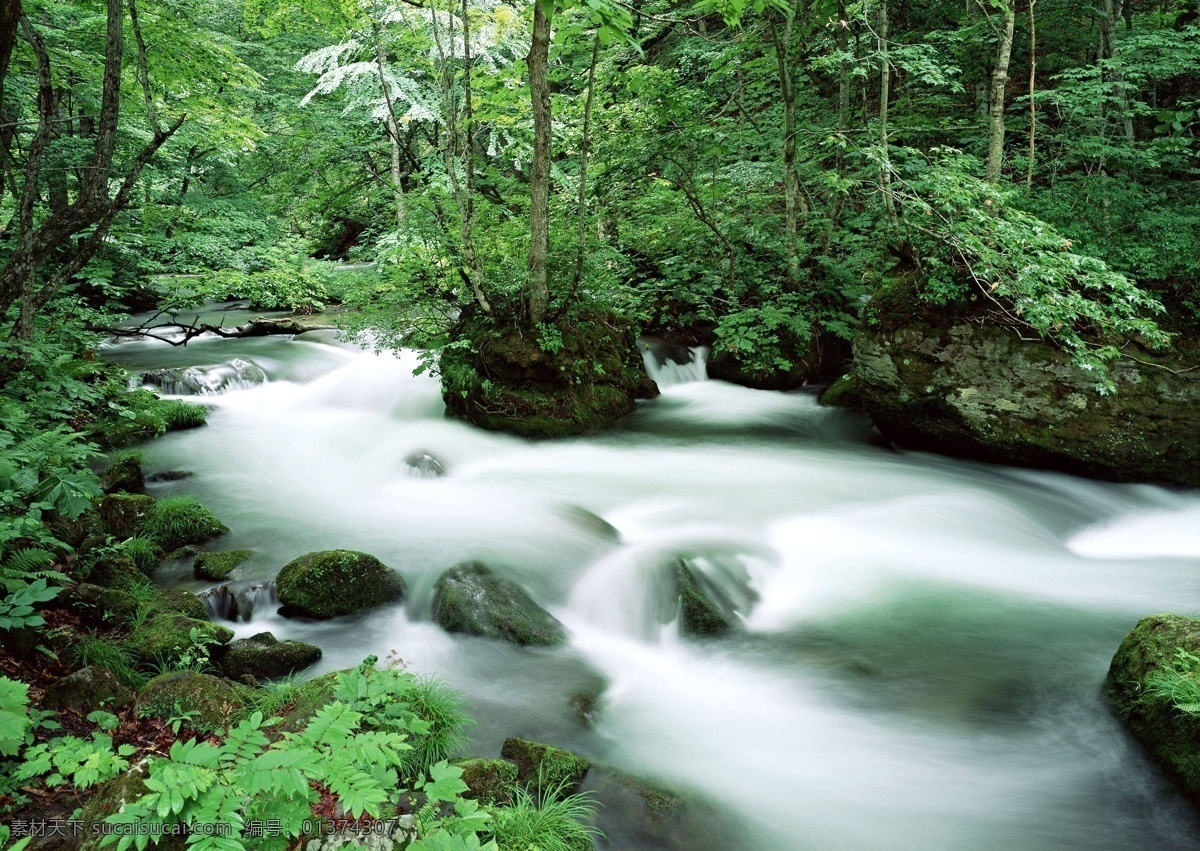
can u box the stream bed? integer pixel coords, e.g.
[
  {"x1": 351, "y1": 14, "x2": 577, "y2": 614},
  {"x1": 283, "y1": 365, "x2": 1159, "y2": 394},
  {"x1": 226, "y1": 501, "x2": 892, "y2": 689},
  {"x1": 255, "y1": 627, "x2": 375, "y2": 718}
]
[{"x1": 103, "y1": 305, "x2": 1200, "y2": 850}]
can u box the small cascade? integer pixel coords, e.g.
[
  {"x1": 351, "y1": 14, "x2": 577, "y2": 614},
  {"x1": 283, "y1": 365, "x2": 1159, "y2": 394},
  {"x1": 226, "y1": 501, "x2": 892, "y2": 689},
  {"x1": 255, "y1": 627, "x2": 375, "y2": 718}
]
[
  {"x1": 199, "y1": 580, "x2": 278, "y2": 623},
  {"x1": 142, "y1": 357, "x2": 267, "y2": 395},
  {"x1": 638, "y1": 337, "x2": 709, "y2": 387}
]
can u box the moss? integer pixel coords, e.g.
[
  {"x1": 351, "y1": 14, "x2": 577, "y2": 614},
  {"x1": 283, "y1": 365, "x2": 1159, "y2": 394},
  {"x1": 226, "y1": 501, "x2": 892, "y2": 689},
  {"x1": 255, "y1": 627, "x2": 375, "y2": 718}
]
[
  {"x1": 676, "y1": 562, "x2": 732, "y2": 637},
  {"x1": 500, "y1": 737, "x2": 590, "y2": 798},
  {"x1": 1105, "y1": 614, "x2": 1200, "y2": 804},
  {"x1": 96, "y1": 493, "x2": 156, "y2": 539},
  {"x1": 67, "y1": 583, "x2": 139, "y2": 627},
  {"x1": 160, "y1": 399, "x2": 209, "y2": 431},
  {"x1": 219, "y1": 632, "x2": 322, "y2": 680},
  {"x1": 432, "y1": 562, "x2": 566, "y2": 647},
  {"x1": 92, "y1": 389, "x2": 168, "y2": 448},
  {"x1": 81, "y1": 553, "x2": 149, "y2": 593},
  {"x1": 604, "y1": 769, "x2": 685, "y2": 819},
  {"x1": 193, "y1": 549, "x2": 253, "y2": 581},
  {"x1": 144, "y1": 496, "x2": 229, "y2": 551},
  {"x1": 454, "y1": 758, "x2": 519, "y2": 806},
  {"x1": 127, "y1": 612, "x2": 233, "y2": 665},
  {"x1": 42, "y1": 666, "x2": 136, "y2": 713},
  {"x1": 818, "y1": 373, "x2": 862, "y2": 409},
  {"x1": 151, "y1": 588, "x2": 211, "y2": 621},
  {"x1": 136, "y1": 670, "x2": 245, "y2": 730},
  {"x1": 101, "y1": 451, "x2": 145, "y2": 494},
  {"x1": 440, "y1": 311, "x2": 657, "y2": 439},
  {"x1": 276, "y1": 550, "x2": 405, "y2": 619}
]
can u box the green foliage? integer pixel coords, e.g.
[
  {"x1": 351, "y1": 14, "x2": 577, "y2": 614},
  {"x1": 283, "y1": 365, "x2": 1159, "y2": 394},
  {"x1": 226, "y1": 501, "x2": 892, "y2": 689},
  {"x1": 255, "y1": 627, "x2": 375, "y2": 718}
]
[
  {"x1": 119, "y1": 536, "x2": 163, "y2": 575},
  {"x1": 0, "y1": 677, "x2": 31, "y2": 759},
  {"x1": 159, "y1": 400, "x2": 209, "y2": 431},
  {"x1": 16, "y1": 732, "x2": 136, "y2": 791},
  {"x1": 70, "y1": 635, "x2": 147, "y2": 690},
  {"x1": 1147, "y1": 647, "x2": 1200, "y2": 716},
  {"x1": 486, "y1": 782, "x2": 601, "y2": 851},
  {"x1": 143, "y1": 496, "x2": 228, "y2": 551}
]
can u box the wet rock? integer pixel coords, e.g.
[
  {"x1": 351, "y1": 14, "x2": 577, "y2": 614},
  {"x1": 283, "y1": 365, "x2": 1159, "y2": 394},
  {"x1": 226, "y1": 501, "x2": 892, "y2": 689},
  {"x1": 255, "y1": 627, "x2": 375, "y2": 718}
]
[
  {"x1": 707, "y1": 330, "x2": 850, "y2": 391},
  {"x1": 80, "y1": 553, "x2": 147, "y2": 593},
  {"x1": 432, "y1": 563, "x2": 566, "y2": 647},
  {"x1": 137, "y1": 671, "x2": 244, "y2": 730},
  {"x1": 145, "y1": 470, "x2": 195, "y2": 484},
  {"x1": 586, "y1": 766, "x2": 685, "y2": 820},
  {"x1": 96, "y1": 493, "x2": 156, "y2": 539},
  {"x1": 1105, "y1": 614, "x2": 1200, "y2": 804},
  {"x1": 854, "y1": 286, "x2": 1200, "y2": 486},
  {"x1": 403, "y1": 450, "x2": 447, "y2": 478},
  {"x1": 559, "y1": 506, "x2": 620, "y2": 543},
  {"x1": 455, "y1": 758, "x2": 519, "y2": 806},
  {"x1": 194, "y1": 549, "x2": 253, "y2": 581},
  {"x1": 276, "y1": 550, "x2": 405, "y2": 619},
  {"x1": 501, "y1": 737, "x2": 589, "y2": 798},
  {"x1": 676, "y1": 561, "x2": 732, "y2": 637},
  {"x1": 101, "y1": 452, "x2": 144, "y2": 494},
  {"x1": 198, "y1": 584, "x2": 240, "y2": 621},
  {"x1": 42, "y1": 667, "x2": 136, "y2": 713},
  {"x1": 239, "y1": 317, "x2": 336, "y2": 337},
  {"x1": 141, "y1": 358, "x2": 266, "y2": 396},
  {"x1": 219, "y1": 632, "x2": 322, "y2": 680},
  {"x1": 66, "y1": 583, "x2": 138, "y2": 627},
  {"x1": 128, "y1": 612, "x2": 233, "y2": 665},
  {"x1": 818, "y1": 373, "x2": 862, "y2": 409}
]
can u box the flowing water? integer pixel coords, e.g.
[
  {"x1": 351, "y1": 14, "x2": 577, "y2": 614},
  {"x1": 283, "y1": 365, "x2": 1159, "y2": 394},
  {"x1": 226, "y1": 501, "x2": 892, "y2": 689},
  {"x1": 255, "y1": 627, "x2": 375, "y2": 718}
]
[{"x1": 104, "y1": 306, "x2": 1200, "y2": 850}]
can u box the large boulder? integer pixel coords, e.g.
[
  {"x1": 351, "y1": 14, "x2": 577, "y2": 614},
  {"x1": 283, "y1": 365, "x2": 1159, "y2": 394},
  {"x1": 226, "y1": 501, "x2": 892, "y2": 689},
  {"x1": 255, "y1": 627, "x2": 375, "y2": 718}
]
[
  {"x1": 432, "y1": 563, "x2": 566, "y2": 647},
  {"x1": 151, "y1": 588, "x2": 210, "y2": 621},
  {"x1": 1105, "y1": 614, "x2": 1200, "y2": 803},
  {"x1": 853, "y1": 288, "x2": 1200, "y2": 486},
  {"x1": 128, "y1": 612, "x2": 233, "y2": 665},
  {"x1": 500, "y1": 737, "x2": 589, "y2": 798},
  {"x1": 194, "y1": 549, "x2": 253, "y2": 581},
  {"x1": 219, "y1": 632, "x2": 322, "y2": 680},
  {"x1": 440, "y1": 311, "x2": 658, "y2": 439},
  {"x1": 101, "y1": 452, "x2": 145, "y2": 494},
  {"x1": 42, "y1": 667, "x2": 135, "y2": 713},
  {"x1": 276, "y1": 550, "x2": 405, "y2": 619},
  {"x1": 96, "y1": 493, "x2": 156, "y2": 539},
  {"x1": 66, "y1": 583, "x2": 138, "y2": 627},
  {"x1": 137, "y1": 671, "x2": 245, "y2": 730}
]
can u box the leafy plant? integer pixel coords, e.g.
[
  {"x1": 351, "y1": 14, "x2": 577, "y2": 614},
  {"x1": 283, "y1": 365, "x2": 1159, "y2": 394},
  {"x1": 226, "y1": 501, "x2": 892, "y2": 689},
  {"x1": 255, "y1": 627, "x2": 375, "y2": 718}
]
[
  {"x1": 70, "y1": 635, "x2": 146, "y2": 689},
  {"x1": 1146, "y1": 647, "x2": 1200, "y2": 716},
  {"x1": 486, "y1": 781, "x2": 601, "y2": 851},
  {"x1": 17, "y1": 732, "x2": 135, "y2": 790}
]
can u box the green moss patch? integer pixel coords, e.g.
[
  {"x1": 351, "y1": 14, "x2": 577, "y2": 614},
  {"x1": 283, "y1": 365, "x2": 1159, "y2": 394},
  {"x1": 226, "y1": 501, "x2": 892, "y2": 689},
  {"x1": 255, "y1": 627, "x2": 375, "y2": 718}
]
[{"x1": 276, "y1": 550, "x2": 405, "y2": 619}]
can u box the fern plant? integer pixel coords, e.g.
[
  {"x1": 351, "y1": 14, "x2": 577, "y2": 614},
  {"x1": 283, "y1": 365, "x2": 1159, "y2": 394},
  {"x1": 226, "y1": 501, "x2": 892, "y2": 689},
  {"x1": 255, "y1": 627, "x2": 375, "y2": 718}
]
[{"x1": 1146, "y1": 647, "x2": 1200, "y2": 716}]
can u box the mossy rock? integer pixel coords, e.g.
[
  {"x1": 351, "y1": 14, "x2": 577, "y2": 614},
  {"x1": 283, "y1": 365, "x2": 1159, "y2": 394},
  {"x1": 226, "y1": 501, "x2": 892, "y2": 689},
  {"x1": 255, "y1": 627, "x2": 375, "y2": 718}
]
[
  {"x1": 854, "y1": 282, "x2": 1200, "y2": 486},
  {"x1": 151, "y1": 588, "x2": 211, "y2": 621},
  {"x1": 144, "y1": 497, "x2": 229, "y2": 551},
  {"x1": 92, "y1": 389, "x2": 169, "y2": 449},
  {"x1": 432, "y1": 563, "x2": 566, "y2": 647},
  {"x1": 219, "y1": 632, "x2": 322, "y2": 680},
  {"x1": 1105, "y1": 614, "x2": 1200, "y2": 804},
  {"x1": 120, "y1": 536, "x2": 163, "y2": 575},
  {"x1": 454, "y1": 758, "x2": 519, "y2": 806},
  {"x1": 79, "y1": 770, "x2": 185, "y2": 850},
  {"x1": 818, "y1": 373, "x2": 862, "y2": 409},
  {"x1": 194, "y1": 549, "x2": 254, "y2": 581},
  {"x1": 127, "y1": 612, "x2": 233, "y2": 665},
  {"x1": 67, "y1": 583, "x2": 138, "y2": 627},
  {"x1": 96, "y1": 493, "x2": 156, "y2": 539},
  {"x1": 160, "y1": 400, "x2": 209, "y2": 431},
  {"x1": 589, "y1": 766, "x2": 685, "y2": 820},
  {"x1": 42, "y1": 666, "x2": 136, "y2": 713},
  {"x1": 81, "y1": 553, "x2": 149, "y2": 593},
  {"x1": 440, "y1": 311, "x2": 658, "y2": 439},
  {"x1": 276, "y1": 550, "x2": 405, "y2": 619},
  {"x1": 136, "y1": 670, "x2": 245, "y2": 730},
  {"x1": 676, "y1": 562, "x2": 732, "y2": 637},
  {"x1": 500, "y1": 737, "x2": 590, "y2": 798},
  {"x1": 102, "y1": 452, "x2": 145, "y2": 494}
]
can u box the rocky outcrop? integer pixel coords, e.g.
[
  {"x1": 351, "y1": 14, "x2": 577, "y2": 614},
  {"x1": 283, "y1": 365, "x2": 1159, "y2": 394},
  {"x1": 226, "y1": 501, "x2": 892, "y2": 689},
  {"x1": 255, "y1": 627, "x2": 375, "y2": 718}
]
[
  {"x1": 276, "y1": 550, "x2": 405, "y2": 619},
  {"x1": 66, "y1": 583, "x2": 138, "y2": 627},
  {"x1": 128, "y1": 612, "x2": 233, "y2": 665},
  {"x1": 455, "y1": 758, "x2": 520, "y2": 805},
  {"x1": 1105, "y1": 614, "x2": 1200, "y2": 804},
  {"x1": 853, "y1": 290, "x2": 1200, "y2": 486},
  {"x1": 441, "y1": 312, "x2": 657, "y2": 439},
  {"x1": 42, "y1": 667, "x2": 135, "y2": 713},
  {"x1": 500, "y1": 737, "x2": 590, "y2": 798},
  {"x1": 96, "y1": 493, "x2": 156, "y2": 539},
  {"x1": 432, "y1": 563, "x2": 566, "y2": 647},
  {"x1": 707, "y1": 330, "x2": 850, "y2": 391},
  {"x1": 141, "y1": 358, "x2": 266, "y2": 396},
  {"x1": 101, "y1": 452, "x2": 144, "y2": 494},
  {"x1": 219, "y1": 632, "x2": 322, "y2": 680},
  {"x1": 675, "y1": 562, "x2": 734, "y2": 637}
]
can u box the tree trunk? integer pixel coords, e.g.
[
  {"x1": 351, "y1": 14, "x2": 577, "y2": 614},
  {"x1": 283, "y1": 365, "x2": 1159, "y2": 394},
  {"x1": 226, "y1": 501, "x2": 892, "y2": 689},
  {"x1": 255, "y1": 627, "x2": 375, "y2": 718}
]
[
  {"x1": 526, "y1": 0, "x2": 552, "y2": 327},
  {"x1": 0, "y1": 0, "x2": 20, "y2": 98},
  {"x1": 1027, "y1": 0, "x2": 1037, "y2": 194},
  {"x1": 878, "y1": 0, "x2": 896, "y2": 223},
  {"x1": 570, "y1": 35, "x2": 600, "y2": 292},
  {"x1": 771, "y1": 13, "x2": 801, "y2": 286},
  {"x1": 1098, "y1": 0, "x2": 1134, "y2": 143},
  {"x1": 985, "y1": 1, "x2": 1016, "y2": 183}
]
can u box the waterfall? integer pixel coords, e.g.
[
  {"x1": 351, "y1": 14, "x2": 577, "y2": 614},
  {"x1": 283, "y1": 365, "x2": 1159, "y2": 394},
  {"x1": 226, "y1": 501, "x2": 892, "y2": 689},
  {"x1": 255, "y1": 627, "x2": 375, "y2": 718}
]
[
  {"x1": 200, "y1": 580, "x2": 278, "y2": 623},
  {"x1": 639, "y1": 337, "x2": 709, "y2": 387}
]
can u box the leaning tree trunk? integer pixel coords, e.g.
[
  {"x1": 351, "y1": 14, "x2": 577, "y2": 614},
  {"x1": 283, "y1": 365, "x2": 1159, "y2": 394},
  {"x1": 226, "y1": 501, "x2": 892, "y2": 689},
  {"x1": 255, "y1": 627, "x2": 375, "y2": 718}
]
[
  {"x1": 771, "y1": 10, "x2": 802, "y2": 287},
  {"x1": 526, "y1": 0, "x2": 552, "y2": 327},
  {"x1": 985, "y1": 1, "x2": 1016, "y2": 183}
]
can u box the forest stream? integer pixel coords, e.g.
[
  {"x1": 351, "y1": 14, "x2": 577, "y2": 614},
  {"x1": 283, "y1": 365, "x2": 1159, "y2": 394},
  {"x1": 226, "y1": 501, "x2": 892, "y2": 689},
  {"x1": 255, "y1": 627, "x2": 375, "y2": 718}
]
[{"x1": 95, "y1": 303, "x2": 1200, "y2": 850}]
